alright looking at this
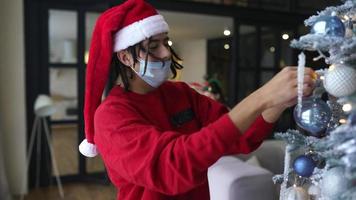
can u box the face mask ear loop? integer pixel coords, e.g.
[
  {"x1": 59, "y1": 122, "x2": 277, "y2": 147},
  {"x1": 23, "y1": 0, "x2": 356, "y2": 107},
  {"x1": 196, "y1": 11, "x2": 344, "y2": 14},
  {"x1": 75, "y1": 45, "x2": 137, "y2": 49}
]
[{"x1": 129, "y1": 62, "x2": 136, "y2": 74}]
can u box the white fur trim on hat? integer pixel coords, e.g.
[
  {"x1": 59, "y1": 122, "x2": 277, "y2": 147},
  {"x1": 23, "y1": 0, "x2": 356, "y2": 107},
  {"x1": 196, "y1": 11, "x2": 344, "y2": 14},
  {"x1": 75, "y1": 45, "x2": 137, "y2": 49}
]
[
  {"x1": 79, "y1": 139, "x2": 99, "y2": 157},
  {"x1": 113, "y1": 14, "x2": 169, "y2": 52}
]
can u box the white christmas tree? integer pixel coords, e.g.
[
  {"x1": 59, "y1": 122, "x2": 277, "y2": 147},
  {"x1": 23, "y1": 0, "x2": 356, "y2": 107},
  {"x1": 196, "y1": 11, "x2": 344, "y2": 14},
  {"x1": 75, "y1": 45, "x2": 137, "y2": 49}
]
[{"x1": 273, "y1": 1, "x2": 356, "y2": 200}]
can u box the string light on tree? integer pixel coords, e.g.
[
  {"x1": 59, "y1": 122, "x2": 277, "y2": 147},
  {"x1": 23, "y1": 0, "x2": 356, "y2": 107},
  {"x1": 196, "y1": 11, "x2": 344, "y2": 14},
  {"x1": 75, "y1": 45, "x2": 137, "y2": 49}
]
[{"x1": 343, "y1": 103, "x2": 353, "y2": 112}]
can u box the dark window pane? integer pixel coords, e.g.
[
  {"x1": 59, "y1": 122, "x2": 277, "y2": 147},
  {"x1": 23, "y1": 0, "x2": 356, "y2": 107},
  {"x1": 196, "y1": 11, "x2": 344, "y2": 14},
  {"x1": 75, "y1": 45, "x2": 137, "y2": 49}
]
[
  {"x1": 280, "y1": 30, "x2": 294, "y2": 68},
  {"x1": 239, "y1": 25, "x2": 257, "y2": 68},
  {"x1": 260, "y1": 71, "x2": 275, "y2": 86},
  {"x1": 260, "y1": 0, "x2": 287, "y2": 10},
  {"x1": 207, "y1": 37, "x2": 232, "y2": 104},
  {"x1": 237, "y1": 70, "x2": 256, "y2": 101},
  {"x1": 260, "y1": 27, "x2": 276, "y2": 68},
  {"x1": 297, "y1": 0, "x2": 340, "y2": 13},
  {"x1": 275, "y1": 109, "x2": 294, "y2": 132}
]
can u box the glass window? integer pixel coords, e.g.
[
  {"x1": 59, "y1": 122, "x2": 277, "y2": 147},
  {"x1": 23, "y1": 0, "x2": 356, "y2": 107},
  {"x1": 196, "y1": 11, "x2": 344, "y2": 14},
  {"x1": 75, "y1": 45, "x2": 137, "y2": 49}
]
[
  {"x1": 86, "y1": 156, "x2": 106, "y2": 173},
  {"x1": 280, "y1": 30, "x2": 294, "y2": 68},
  {"x1": 49, "y1": 10, "x2": 77, "y2": 64},
  {"x1": 260, "y1": 71, "x2": 275, "y2": 86},
  {"x1": 207, "y1": 37, "x2": 232, "y2": 103},
  {"x1": 260, "y1": 27, "x2": 276, "y2": 69},
  {"x1": 49, "y1": 67, "x2": 78, "y2": 121},
  {"x1": 85, "y1": 12, "x2": 106, "y2": 173},
  {"x1": 297, "y1": 0, "x2": 339, "y2": 13},
  {"x1": 275, "y1": 109, "x2": 294, "y2": 131},
  {"x1": 160, "y1": 11, "x2": 233, "y2": 103},
  {"x1": 239, "y1": 25, "x2": 257, "y2": 68},
  {"x1": 85, "y1": 12, "x2": 100, "y2": 64},
  {"x1": 52, "y1": 123, "x2": 78, "y2": 175},
  {"x1": 260, "y1": 0, "x2": 287, "y2": 10},
  {"x1": 298, "y1": 25, "x2": 309, "y2": 36},
  {"x1": 237, "y1": 70, "x2": 256, "y2": 101}
]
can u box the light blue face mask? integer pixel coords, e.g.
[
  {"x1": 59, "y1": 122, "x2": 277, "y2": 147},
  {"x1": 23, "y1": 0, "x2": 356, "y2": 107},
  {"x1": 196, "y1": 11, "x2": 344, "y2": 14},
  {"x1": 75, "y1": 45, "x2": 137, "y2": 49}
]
[{"x1": 135, "y1": 59, "x2": 172, "y2": 88}]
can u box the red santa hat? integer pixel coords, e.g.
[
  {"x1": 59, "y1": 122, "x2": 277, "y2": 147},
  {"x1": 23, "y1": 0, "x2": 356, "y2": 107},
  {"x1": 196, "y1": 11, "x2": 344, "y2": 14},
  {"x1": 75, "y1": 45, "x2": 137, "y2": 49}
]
[{"x1": 79, "y1": 0, "x2": 169, "y2": 157}]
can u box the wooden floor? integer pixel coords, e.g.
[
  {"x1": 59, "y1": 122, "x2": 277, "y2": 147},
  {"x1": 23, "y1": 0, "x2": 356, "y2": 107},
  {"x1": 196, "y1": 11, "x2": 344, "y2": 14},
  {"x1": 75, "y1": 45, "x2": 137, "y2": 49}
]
[
  {"x1": 17, "y1": 125, "x2": 117, "y2": 200},
  {"x1": 18, "y1": 182, "x2": 117, "y2": 200}
]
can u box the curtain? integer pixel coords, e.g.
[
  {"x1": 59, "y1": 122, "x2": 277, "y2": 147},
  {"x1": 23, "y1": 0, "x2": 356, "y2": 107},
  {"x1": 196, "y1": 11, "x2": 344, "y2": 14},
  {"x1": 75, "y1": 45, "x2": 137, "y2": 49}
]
[{"x1": 0, "y1": 126, "x2": 11, "y2": 200}]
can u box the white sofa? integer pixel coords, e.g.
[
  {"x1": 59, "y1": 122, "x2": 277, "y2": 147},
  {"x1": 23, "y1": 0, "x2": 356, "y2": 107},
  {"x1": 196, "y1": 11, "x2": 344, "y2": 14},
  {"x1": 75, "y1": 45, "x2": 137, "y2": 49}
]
[{"x1": 208, "y1": 140, "x2": 285, "y2": 200}]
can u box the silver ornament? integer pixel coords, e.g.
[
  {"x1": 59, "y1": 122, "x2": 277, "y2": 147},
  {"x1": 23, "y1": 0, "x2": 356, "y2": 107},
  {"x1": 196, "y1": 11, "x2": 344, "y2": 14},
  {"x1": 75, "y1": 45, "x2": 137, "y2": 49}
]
[
  {"x1": 286, "y1": 186, "x2": 310, "y2": 200},
  {"x1": 324, "y1": 64, "x2": 356, "y2": 97},
  {"x1": 321, "y1": 167, "x2": 352, "y2": 199},
  {"x1": 308, "y1": 184, "x2": 321, "y2": 197}
]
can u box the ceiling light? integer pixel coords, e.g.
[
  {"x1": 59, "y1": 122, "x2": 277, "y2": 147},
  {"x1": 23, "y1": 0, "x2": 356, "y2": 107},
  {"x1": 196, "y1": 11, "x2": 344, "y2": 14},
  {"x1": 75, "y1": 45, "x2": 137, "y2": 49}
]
[
  {"x1": 282, "y1": 34, "x2": 289, "y2": 40},
  {"x1": 223, "y1": 29, "x2": 231, "y2": 36},
  {"x1": 269, "y1": 46, "x2": 275, "y2": 53}
]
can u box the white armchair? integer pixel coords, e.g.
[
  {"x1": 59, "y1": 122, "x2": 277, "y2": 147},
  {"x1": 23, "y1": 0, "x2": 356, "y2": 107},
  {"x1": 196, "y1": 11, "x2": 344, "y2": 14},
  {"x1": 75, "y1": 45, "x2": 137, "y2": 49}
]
[{"x1": 208, "y1": 140, "x2": 285, "y2": 200}]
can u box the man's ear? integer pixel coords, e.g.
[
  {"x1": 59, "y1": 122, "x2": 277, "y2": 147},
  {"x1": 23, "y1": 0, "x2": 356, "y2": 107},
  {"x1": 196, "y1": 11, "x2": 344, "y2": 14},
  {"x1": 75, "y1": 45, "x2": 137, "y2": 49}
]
[{"x1": 117, "y1": 50, "x2": 133, "y2": 67}]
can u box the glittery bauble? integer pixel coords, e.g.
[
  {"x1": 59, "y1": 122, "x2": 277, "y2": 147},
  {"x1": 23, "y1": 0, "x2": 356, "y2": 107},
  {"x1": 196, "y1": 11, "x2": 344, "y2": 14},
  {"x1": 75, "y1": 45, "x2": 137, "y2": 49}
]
[
  {"x1": 286, "y1": 187, "x2": 310, "y2": 200},
  {"x1": 321, "y1": 167, "x2": 352, "y2": 199},
  {"x1": 294, "y1": 98, "x2": 332, "y2": 137},
  {"x1": 293, "y1": 155, "x2": 316, "y2": 177},
  {"x1": 311, "y1": 16, "x2": 345, "y2": 37},
  {"x1": 324, "y1": 64, "x2": 356, "y2": 97}
]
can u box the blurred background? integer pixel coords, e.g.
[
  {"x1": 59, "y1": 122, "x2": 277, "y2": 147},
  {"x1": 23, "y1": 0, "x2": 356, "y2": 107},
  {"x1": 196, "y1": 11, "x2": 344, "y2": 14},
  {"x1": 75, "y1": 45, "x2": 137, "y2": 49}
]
[{"x1": 0, "y1": 0, "x2": 339, "y2": 199}]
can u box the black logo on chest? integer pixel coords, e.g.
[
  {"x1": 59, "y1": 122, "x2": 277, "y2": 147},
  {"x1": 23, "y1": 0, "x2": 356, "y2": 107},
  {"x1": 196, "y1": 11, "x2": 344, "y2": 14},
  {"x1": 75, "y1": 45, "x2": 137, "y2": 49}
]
[{"x1": 170, "y1": 108, "x2": 195, "y2": 127}]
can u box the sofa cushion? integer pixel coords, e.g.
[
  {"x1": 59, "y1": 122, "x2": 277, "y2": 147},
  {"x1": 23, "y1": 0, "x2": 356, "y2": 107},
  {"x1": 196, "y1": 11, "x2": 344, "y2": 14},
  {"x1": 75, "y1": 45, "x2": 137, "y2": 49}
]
[{"x1": 208, "y1": 155, "x2": 277, "y2": 200}]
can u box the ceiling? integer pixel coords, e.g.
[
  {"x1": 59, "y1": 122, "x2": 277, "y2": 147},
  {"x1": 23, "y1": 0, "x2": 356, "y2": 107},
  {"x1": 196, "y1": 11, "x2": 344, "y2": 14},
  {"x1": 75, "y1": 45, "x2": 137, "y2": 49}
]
[
  {"x1": 49, "y1": 9, "x2": 236, "y2": 42},
  {"x1": 160, "y1": 10, "x2": 233, "y2": 41}
]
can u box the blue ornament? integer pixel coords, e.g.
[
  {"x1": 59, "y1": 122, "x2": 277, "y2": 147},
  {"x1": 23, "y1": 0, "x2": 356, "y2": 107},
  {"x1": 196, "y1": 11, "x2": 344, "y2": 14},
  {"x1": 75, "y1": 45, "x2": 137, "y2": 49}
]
[
  {"x1": 293, "y1": 155, "x2": 316, "y2": 177},
  {"x1": 293, "y1": 98, "x2": 332, "y2": 137},
  {"x1": 311, "y1": 16, "x2": 345, "y2": 37}
]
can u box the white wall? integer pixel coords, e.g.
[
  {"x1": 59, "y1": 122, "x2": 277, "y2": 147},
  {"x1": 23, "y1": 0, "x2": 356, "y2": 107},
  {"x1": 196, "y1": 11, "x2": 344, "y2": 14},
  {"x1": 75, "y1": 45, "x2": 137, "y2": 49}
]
[
  {"x1": 175, "y1": 39, "x2": 207, "y2": 84},
  {"x1": 0, "y1": 0, "x2": 27, "y2": 196}
]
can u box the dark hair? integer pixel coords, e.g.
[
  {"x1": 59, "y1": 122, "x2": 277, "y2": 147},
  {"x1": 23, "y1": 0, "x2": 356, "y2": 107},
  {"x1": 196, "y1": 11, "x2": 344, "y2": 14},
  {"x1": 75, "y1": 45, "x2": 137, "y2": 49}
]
[{"x1": 110, "y1": 38, "x2": 183, "y2": 91}]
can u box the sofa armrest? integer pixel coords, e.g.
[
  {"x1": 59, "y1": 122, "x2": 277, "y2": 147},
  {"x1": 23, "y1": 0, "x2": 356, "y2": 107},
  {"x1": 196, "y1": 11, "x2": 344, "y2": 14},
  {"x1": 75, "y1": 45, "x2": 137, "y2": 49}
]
[
  {"x1": 208, "y1": 156, "x2": 277, "y2": 200},
  {"x1": 237, "y1": 140, "x2": 285, "y2": 175},
  {"x1": 252, "y1": 140, "x2": 285, "y2": 175}
]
